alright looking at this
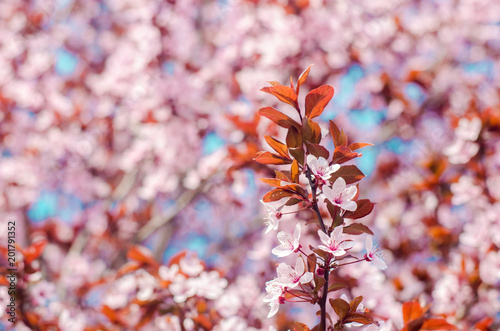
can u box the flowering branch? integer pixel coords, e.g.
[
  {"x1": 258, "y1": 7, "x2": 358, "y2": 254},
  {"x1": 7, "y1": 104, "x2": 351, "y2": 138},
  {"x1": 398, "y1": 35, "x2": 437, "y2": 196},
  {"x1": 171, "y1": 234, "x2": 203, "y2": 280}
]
[{"x1": 255, "y1": 66, "x2": 386, "y2": 330}]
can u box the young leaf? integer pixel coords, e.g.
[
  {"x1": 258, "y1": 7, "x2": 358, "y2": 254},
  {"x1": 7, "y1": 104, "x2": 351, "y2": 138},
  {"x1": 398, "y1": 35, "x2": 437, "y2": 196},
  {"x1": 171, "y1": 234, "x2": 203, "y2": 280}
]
[
  {"x1": 330, "y1": 298, "x2": 351, "y2": 320},
  {"x1": 286, "y1": 126, "x2": 303, "y2": 148},
  {"x1": 350, "y1": 296, "x2": 363, "y2": 311},
  {"x1": 265, "y1": 135, "x2": 290, "y2": 158},
  {"x1": 329, "y1": 120, "x2": 341, "y2": 146},
  {"x1": 343, "y1": 200, "x2": 375, "y2": 220},
  {"x1": 302, "y1": 118, "x2": 322, "y2": 144},
  {"x1": 305, "y1": 85, "x2": 334, "y2": 119},
  {"x1": 259, "y1": 178, "x2": 282, "y2": 187},
  {"x1": 297, "y1": 65, "x2": 313, "y2": 96},
  {"x1": 328, "y1": 282, "x2": 347, "y2": 293},
  {"x1": 349, "y1": 142, "x2": 374, "y2": 151},
  {"x1": 402, "y1": 302, "x2": 424, "y2": 324},
  {"x1": 262, "y1": 188, "x2": 294, "y2": 202},
  {"x1": 290, "y1": 146, "x2": 305, "y2": 166},
  {"x1": 291, "y1": 159, "x2": 300, "y2": 183},
  {"x1": 293, "y1": 322, "x2": 311, "y2": 331},
  {"x1": 329, "y1": 165, "x2": 365, "y2": 184},
  {"x1": 342, "y1": 223, "x2": 374, "y2": 236},
  {"x1": 258, "y1": 107, "x2": 301, "y2": 129},
  {"x1": 254, "y1": 151, "x2": 292, "y2": 165},
  {"x1": 421, "y1": 319, "x2": 457, "y2": 330},
  {"x1": 261, "y1": 85, "x2": 299, "y2": 110},
  {"x1": 127, "y1": 245, "x2": 158, "y2": 266},
  {"x1": 275, "y1": 170, "x2": 292, "y2": 182},
  {"x1": 343, "y1": 313, "x2": 375, "y2": 325},
  {"x1": 285, "y1": 197, "x2": 302, "y2": 206},
  {"x1": 307, "y1": 253, "x2": 317, "y2": 272},
  {"x1": 306, "y1": 142, "x2": 330, "y2": 160}
]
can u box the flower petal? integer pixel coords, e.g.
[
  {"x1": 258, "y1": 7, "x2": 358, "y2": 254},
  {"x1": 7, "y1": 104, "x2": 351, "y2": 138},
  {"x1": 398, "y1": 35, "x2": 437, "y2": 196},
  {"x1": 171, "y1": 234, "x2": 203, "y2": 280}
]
[
  {"x1": 318, "y1": 230, "x2": 331, "y2": 245},
  {"x1": 300, "y1": 272, "x2": 313, "y2": 284},
  {"x1": 331, "y1": 177, "x2": 347, "y2": 198},
  {"x1": 341, "y1": 200, "x2": 357, "y2": 212},
  {"x1": 343, "y1": 185, "x2": 357, "y2": 201},
  {"x1": 271, "y1": 246, "x2": 293, "y2": 257},
  {"x1": 372, "y1": 257, "x2": 387, "y2": 270}
]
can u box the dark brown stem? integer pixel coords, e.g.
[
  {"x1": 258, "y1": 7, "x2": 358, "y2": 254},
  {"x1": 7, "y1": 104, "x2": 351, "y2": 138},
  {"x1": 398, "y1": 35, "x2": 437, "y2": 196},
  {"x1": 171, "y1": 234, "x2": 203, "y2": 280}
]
[{"x1": 306, "y1": 167, "x2": 329, "y2": 331}]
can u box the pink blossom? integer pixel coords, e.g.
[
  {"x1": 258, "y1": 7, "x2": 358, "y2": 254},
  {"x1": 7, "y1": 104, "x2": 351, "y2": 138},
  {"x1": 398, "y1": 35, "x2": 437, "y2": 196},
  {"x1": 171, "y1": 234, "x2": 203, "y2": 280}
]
[
  {"x1": 317, "y1": 227, "x2": 355, "y2": 256},
  {"x1": 271, "y1": 223, "x2": 301, "y2": 257},
  {"x1": 364, "y1": 236, "x2": 387, "y2": 270},
  {"x1": 274, "y1": 257, "x2": 314, "y2": 288},
  {"x1": 261, "y1": 200, "x2": 282, "y2": 234},
  {"x1": 322, "y1": 177, "x2": 357, "y2": 212},
  {"x1": 307, "y1": 154, "x2": 340, "y2": 181},
  {"x1": 263, "y1": 280, "x2": 285, "y2": 318}
]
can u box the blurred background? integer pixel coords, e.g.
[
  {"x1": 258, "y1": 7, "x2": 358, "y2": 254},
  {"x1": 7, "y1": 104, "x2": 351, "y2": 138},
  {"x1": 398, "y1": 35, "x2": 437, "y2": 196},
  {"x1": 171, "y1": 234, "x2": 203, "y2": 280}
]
[{"x1": 1, "y1": 0, "x2": 500, "y2": 330}]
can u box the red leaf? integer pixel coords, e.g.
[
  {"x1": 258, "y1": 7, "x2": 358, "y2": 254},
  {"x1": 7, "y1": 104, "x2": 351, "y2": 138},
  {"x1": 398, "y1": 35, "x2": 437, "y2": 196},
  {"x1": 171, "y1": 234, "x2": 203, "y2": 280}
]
[
  {"x1": 258, "y1": 107, "x2": 301, "y2": 129},
  {"x1": 328, "y1": 283, "x2": 347, "y2": 293},
  {"x1": 421, "y1": 319, "x2": 457, "y2": 330},
  {"x1": 342, "y1": 223, "x2": 374, "y2": 235},
  {"x1": 254, "y1": 151, "x2": 292, "y2": 165},
  {"x1": 329, "y1": 165, "x2": 365, "y2": 184},
  {"x1": 262, "y1": 188, "x2": 294, "y2": 202},
  {"x1": 305, "y1": 85, "x2": 334, "y2": 119},
  {"x1": 306, "y1": 143, "x2": 330, "y2": 160},
  {"x1": 296, "y1": 64, "x2": 313, "y2": 95},
  {"x1": 350, "y1": 296, "x2": 363, "y2": 311},
  {"x1": 265, "y1": 135, "x2": 289, "y2": 158},
  {"x1": 402, "y1": 302, "x2": 423, "y2": 324},
  {"x1": 343, "y1": 200, "x2": 375, "y2": 220},
  {"x1": 291, "y1": 159, "x2": 300, "y2": 183},
  {"x1": 293, "y1": 322, "x2": 311, "y2": 331},
  {"x1": 349, "y1": 142, "x2": 374, "y2": 151},
  {"x1": 127, "y1": 245, "x2": 158, "y2": 266},
  {"x1": 286, "y1": 126, "x2": 303, "y2": 148},
  {"x1": 261, "y1": 85, "x2": 299, "y2": 110},
  {"x1": 330, "y1": 298, "x2": 351, "y2": 320},
  {"x1": 259, "y1": 178, "x2": 283, "y2": 187},
  {"x1": 344, "y1": 312, "x2": 374, "y2": 325},
  {"x1": 20, "y1": 240, "x2": 47, "y2": 264},
  {"x1": 302, "y1": 118, "x2": 322, "y2": 144}
]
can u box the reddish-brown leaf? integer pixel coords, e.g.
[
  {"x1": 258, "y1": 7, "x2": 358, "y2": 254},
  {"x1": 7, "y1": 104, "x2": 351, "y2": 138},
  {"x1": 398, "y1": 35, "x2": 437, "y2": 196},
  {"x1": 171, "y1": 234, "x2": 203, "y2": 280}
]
[
  {"x1": 293, "y1": 322, "x2": 311, "y2": 331},
  {"x1": 296, "y1": 64, "x2": 313, "y2": 95},
  {"x1": 21, "y1": 240, "x2": 47, "y2": 264},
  {"x1": 290, "y1": 146, "x2": 305, "y2": 165},
  {"x1": 402, "y1": 302, "x2": 423, "y2": 324},
  {"x1": 329, "y1": 165, "x2": 365, "y2": 184},
  {"x1": 344, "y1": 313, "x2": 374, "y2": 325},
  {"x1": 350, "y1": 296, "x2": 363, "y2": 311},
  {"x1": 331, "y1": 146, "x2": 352, "y2": 163},
  {"x1": 307, "y1": 253, "x2": 317, "y2": 273},
  {"x1": 262, "y1": 188, "x2": 294, "y2": 202},
  {"x1": 275, "y1": 170, "x2": 292, "y2": 182},
  {"x1": 265, "y1": 135, "x2": 289, "y2": 158},
  {"x1": 291, "y1": 159, "x2": 300, "y2": 183},
  {"x1": 127, "y1": 245, "x2": 158, "y2": 266},
  {"x1": 328, "y1": 282, "x2": 347, "y2": 293},
  {"x1": 343, "y1": 200, "x2": 375, "y2": 220},
  {"x1": 349, "y1": 142, "x2": 374, "y2": 151},
  {"x1": 421, "y1": 319, "x2": 457, "y2": 330},
  {"x1": 329, "y1": 120, "x2": 341, "y2": 146},
  {"x1": 307, "y1": 143, "x2": 330, "y2": 160},
  {"x1": 258, "y1": 107, "x2": 301, "y2": 129},
  {"x1": 342, "y1": 223, "x2": 374, "y2": 236},
  {"x1": 330, "y1": 298, "x2": 351, "y2": 320},
  {"x1": 474, "y1": 317, "x2": 493, "y2": 331},
  {"x1": 302, "y1": 118, "x2": 322, "y2": 144},
  {"x1": 287, "y1": 126, "x2": 303, "y2": 148},
  {"x1": 261, "y1": 85, "x2": 298, "y2": 110},
  {"x1": 305, "y1": 85, "x2": 334, "y2": 119},
  {"x1": 254, "y1": 151, "x2": 292, "y2": 165},
  {"x1": 259, "y1": 178, "x2": 283, "y2": 187}
]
